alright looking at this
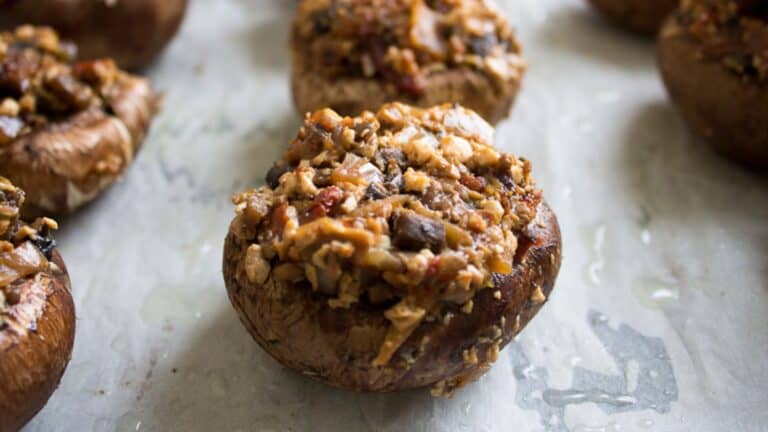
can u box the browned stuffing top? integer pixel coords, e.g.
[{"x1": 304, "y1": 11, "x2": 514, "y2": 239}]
[
  {"x1": 230, "y1": 103, "x2": 540, "y2": 365},
  {"x1": 293, "y1": 0, "x2": 525, "y2": 97},
  {"x1": 0, "y1": 178, "x2": 58, "y2": 312},
  {"x1": 0, "y1": 25, "x2": 129, "y2": 146},
  {"x1": 678, "y1": 0, "x2": 768, "y2": 81}
]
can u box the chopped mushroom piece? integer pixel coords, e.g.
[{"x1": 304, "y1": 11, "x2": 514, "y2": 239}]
[
  {"x1": 0, "y1": 176, "x2": 75, "y2": 431},
  {"x1": 392, "y1": 210, "x2": 446, "y2": 252}
]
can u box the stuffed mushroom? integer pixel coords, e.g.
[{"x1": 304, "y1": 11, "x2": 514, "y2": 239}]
[
  {"x1": 0, "y1": 177, "x2": 75, "y2": 431},
  {"x1": 0, "y1": 0, "x2": 188, "y2": 70},
  {"x1": 0, "y1": 25, "x2": 159, "y2": 217},
  {"x1": 291, "y1": 0, "x2": 527, "y2": 124},
  {"x1": 223, "y1": 103, "x2": 562, "y2": 395},
  {"x1": 658, "y1": 0, "x2": 768, "y2": 168},
  {"x1": 587, "y1": 0, "x2": 678, "y2": 35}
]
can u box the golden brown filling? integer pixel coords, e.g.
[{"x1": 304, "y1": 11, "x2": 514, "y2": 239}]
[
  {"x1": 679, "y1": 0, "x2": 768, "y2": 81},
  {"x1": 0, "y1": 25, "x2": 127, "y2": 146},
  {"x1": 293, "y1": 0, "x2": 524, "y2": 97},
  {"x1": 230, "y1": 103, "x2": 540, "y2": 365},
  {"x1": 0, "y1": 177, "x2": 58, "y2": 313}
]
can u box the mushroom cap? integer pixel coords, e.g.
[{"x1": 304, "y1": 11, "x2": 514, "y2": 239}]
[
  {"x1": 0, "y1": 177, "x2": 75, "y2": 431},
  {"x1": 223, "y1": 103, "x2": 562, "y2": 394},
  {"x1": 657, "y1": 2, "x2": 768, "y2": 167},
  {"x1": 0, "y1": 0, "x2": 189, "y2": 70},
  {"x1": 0, "y1": 251, "x2": 75, "y2": 432},
  {"x1": 0, "y1": 26, "x2": 159, "y2": 217},
  {"x1": 291, "y1": 0, "x2": 526, "y2": 123}
]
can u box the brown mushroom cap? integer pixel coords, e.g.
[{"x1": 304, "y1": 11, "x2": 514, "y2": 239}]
[
  {"x1": 0, "y1": 0, "x2": 188, "y2": 70},
  {"x1": 658, "y1": 2, "x2": 768, "y2": 167},
  {"x1": 0, "y1": 251, "x2": 74, "y2": 432},
  {"x1": 0, "y1": 26, "x2": 159, "y2": 217},
  {"x1": 586, "y1": 0, "x2": 677, "y2": 35},
  {"x1": 223, "y1": 103, "x2": 562, "y2": 394},
  {"x1": 0, "y1": 178, "x2": 75, "y2": 431},
  {"x1": 291, "y1": 0, "x2": 526, "y2": 124}
]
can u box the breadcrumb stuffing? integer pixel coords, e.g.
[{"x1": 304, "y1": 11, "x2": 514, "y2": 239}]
[
  {"x1": 293, "y1": 0, "x2": 526, "y2": 96},
  {"x1": 231, "y1": 103, "x2": 542, "y2": 368}
]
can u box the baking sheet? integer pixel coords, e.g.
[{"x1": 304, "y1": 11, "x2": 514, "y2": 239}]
[{"x1": 24, "y1": 0, "x2": 768, "y2": 430}]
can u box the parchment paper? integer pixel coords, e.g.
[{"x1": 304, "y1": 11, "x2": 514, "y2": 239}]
[{"x1": 24, "y1": 0, "x2": 768, "y2": 430}]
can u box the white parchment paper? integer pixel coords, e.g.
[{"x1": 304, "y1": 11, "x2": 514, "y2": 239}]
[{"x1": 24, "y1": 0, "x2": 768, "y2": 430}]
